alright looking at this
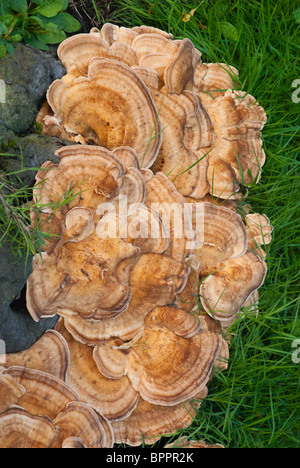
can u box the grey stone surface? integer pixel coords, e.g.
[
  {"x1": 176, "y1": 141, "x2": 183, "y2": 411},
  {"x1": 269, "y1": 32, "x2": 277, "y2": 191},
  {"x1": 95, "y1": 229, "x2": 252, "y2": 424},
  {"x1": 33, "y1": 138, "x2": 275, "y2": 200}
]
[
  {"x1": 0, "y1": 242, "x2": 58, "y2": 353},
  {"x1": 0, "y1": 133, "x2": 73, "y2": 188},
  {"x1": 0, "y1": 43, "x2": 65, "y2": 136},
  {"x1": 0, "y1": 44, "x2": 66, "y2": 353},
  {"x1": 0, "y1": 303, "x2": 58, "y2": 354},
  {"x1": 0, "y1": 242, "x2": 32, "y2": 309}
]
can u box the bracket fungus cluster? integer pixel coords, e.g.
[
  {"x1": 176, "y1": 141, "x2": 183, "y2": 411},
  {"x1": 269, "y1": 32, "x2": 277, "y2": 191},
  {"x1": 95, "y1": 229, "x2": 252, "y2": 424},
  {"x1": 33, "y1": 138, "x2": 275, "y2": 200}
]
[
  {"x1": 1, "y1": 23, "x2": 273, "y2": 448},
  {"x1": 38, "y1": 23, "x2": 267, "y2": 201},
  {"x1": 0, "y1": 331, "x2": 114, "y2": 448}
]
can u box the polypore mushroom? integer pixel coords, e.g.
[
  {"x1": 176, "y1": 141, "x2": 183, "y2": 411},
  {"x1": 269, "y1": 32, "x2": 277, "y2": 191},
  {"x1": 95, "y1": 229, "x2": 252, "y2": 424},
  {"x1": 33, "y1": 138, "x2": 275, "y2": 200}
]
[
  {"x1": 55, "y1": 320, "x2": 140, "y2": 421},
  {"x1": 33, "y1": 145, "x2": 148, "y2": 236},
  {"x1": 115, "y1": 26, "x2": 139, "y2": 46},
  {"x1": 0, "y1": 338, "x2": 114, "y2": 448},
  {"x1": 174, "y1": 202, "x2": 268, "y2": 326},
  {"x1": 51, "y1": 401, "x2": 114, "y2": 448},
  {"x1": 22, "y1": 23, "x2": 272, "y2": 449},
  {"x1": 57, "y1": 27, "x2": 198, "y2": 95},
  {"x1": 132, "y1": 33, "x2": 178, "y2": 62},
  {"x1": 111, "y1": 388, "x2": 207, "y2": 446},
  {"x1": 149, "y1": 87, "x2": 213, "y2": 198},
  {"x1": 27, "y1": 145, "x2": 173, "y2": 322},
  {"x1": 132, "y1": 25, "x2": 173, "y2": 39},
  {"x1": 0, "y1": 400, "x2": 113, "y2": 449},
  {"x1": 55, "y1": 302, "x2": 227, "y2": 444},
  {"x1": 100, "y1": 23, "x2": 118, "y2": 45},
  {"x1": 199, "y1": 313, "x2": 230, "y2": 371},
  {"x1": 62, "y1": 437, "x2": 87, "y2": 448},
  {"x1": 93, "y1": 306, "x2": 222, "y2": 406},
  {"x1": 137, "y1": 37, "x2": 199, "y2": 93},
  {"x1": 0, "y1": 407, "x2": 60, "y2": 448},
  {"x1": 0, "y1": 372, "x2": 25, "y2": 415},
  {"x1": 175, "y1": 202, "x2": 248, "y2": 313},
  {"x1": 57, "y1": 32, "x2": 109, "y2": 77},
  {"x1": 188, "y1": 193, "x2": 238, "y2": 212},
  {"x1": 245, "y1": 213, "x2": 273, "y2": 254},
  {"x1": 131, "y1": 65, "x2": 160, "y2": 89},
  {"x1": 187, "y1": 202, "x2": 248, "y2": 277},
  {"x1": 93, "y1": 306, "x2": 201, "y2": 380},
  {"x1": 38, "y1": 23, "x2": 267, "y2": 202},
  {"x1": 164, "y1": 38, "x2": 196, "y2": 94},
  {"x1": 200, "y1": 251, "x2": 267, "y2": 323},
  {"x1": 106, "y1": 42, "x2": 138, "y2": 67},
  {"x1": 63, "y1": 252, "x2": 189, "y2": 345},
  {"x1": 100, "y1": 23, "x2": 174, "y2": 52},
  {"x1": 46, "y1": 58, "x2": 162, "y2": 168},
  {"x1": 26, "y1": 230, "x2": 135, "y2": 322},
  {"x1": 200, "y1": 90, "x2": 267, "y2": 198},
  {"x1": 33, "y1": 145, "x2": 125, "y2": 222},
  {"x1": 1, "y1": 330, "x2": 69, "y2": 380},
  {"x1": 36, "y1": 100, "x2": 73, "y2": 141},
  {"x1": 110, "y1": 311, "x2": 228, "y2": 446},
  {"x1": 144, "y1": 171, "x2": 194, "y2": 262},
  {"x1": 195, "y1": 63, "x2": 239, "y2": 100},
  {"x1": 139, "y1": 54, "x2": 173, "y2": 87},
  {"x1": 2, "y1": 366, "x2": 79, "y2": 420}
]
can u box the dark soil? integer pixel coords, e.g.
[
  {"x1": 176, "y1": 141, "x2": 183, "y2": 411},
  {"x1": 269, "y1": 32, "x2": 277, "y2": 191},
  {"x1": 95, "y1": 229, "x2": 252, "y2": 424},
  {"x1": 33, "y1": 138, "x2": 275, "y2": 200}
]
[{"x1": 67, "y1": 0, "x2": 117, "y2": 32}]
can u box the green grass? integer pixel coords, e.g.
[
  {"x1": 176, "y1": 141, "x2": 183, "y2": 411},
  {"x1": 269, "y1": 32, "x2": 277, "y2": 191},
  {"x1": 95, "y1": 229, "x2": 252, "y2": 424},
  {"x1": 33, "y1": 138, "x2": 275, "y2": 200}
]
[
  {"x1": 108, "y1": 0, "x2": 300, "y2": 449},
  {"x1": 0, "y1": 159, "x2": 88, "y2": 262}
]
